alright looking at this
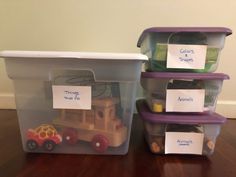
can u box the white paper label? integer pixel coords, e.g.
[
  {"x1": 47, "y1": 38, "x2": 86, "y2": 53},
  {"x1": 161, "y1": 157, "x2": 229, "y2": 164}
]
[
  {"x1": 165, "y1": 132, "x2": 204, "y2": 155},
  {"x1": 52, "y1": 85, "x2": 91, "y2": 110},
  {"x1": 166, "y1": 89, "x2": 205, "y2": 112},
  {"x1": 167, "y1": 44, "x2": 207, "y2": 69}
]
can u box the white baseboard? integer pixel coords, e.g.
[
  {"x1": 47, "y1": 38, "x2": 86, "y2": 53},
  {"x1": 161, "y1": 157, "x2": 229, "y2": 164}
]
[
  {"x1": 0, "y1": 94, "x2": 236, "y2": 118},
  {"x1": 216, "y1": 100, "x2": 236, "y2": 118},
  {"x1": 0, "y1": 93, "x2": 16, "y2": 109}
]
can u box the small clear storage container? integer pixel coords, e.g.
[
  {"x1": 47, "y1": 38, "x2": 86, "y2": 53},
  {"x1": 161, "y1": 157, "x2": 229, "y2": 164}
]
[
  {"x1": 137, "y1": 27, "x2": 232, "y2": 72},
  {"x1": 0, "y1": 51, "x2": 147, "y2": 155},
  {"x1": 141, "y1": 72, "x2": 229, "y2": 113},
  {"x1": 136, "y1": 100, "x2": 226, "y2": 155}
]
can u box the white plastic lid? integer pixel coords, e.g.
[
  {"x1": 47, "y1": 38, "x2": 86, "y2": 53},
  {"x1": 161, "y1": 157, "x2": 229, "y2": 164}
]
[{"x1": 0, "y1": 51, "x2": 148, "y2": 61}]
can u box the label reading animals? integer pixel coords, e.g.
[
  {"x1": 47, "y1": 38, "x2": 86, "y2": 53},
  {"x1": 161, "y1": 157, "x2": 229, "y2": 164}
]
[
  {"x1": 52, "y1": 85, "x2": 91, "y2": 110},
  {"x1": 167, "y1": 44, "x2": 207, "y2": 69},
  {"x1": 166, "y1": 89, "x2": 205, "y2": 112}
]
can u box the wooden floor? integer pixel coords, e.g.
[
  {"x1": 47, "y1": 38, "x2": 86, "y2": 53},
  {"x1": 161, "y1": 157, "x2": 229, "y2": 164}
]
[{"x1": 1, "y1": 109, "x2": 236, "y2": 177}]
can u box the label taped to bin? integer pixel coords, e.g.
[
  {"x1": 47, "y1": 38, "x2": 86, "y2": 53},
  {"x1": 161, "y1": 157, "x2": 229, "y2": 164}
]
[
  {"x1": 165, "y1": 132, "x2": 204, "y2": 155},
  {"x1": 167, "y1": 44, "x2": 207, "y2": 69},
  {"x1": 52, "y1": 85, "x2": 91, "y2": 110},
  {"x1": 166, "y1": 89, "x2": 205, "y2": 112}
]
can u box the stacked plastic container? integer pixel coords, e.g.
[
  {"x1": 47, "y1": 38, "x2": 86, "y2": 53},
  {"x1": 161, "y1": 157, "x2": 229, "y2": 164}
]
[{"x1": 137, "y1": 27, "x2": 232, "y2": 155}]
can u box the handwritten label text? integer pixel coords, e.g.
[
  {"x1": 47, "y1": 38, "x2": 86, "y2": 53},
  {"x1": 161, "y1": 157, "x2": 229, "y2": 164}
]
[{"x1": 52, "y1": 85, "x2": 91, "y2": 110}]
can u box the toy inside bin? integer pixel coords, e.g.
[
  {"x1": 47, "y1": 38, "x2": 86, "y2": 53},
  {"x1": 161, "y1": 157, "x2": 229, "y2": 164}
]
[
  {"x1": 0, "y1": 51, "x2": 147, "y2": 155},
  {"x1": 141, "y1": 72, "x2": 229, "y2": 113},
  {"x1": 137, "y1": 27, "x2": 232, "y2": 72},
  {"x1": 136, "y1": 99, "x2": 226, "y2": 155}
]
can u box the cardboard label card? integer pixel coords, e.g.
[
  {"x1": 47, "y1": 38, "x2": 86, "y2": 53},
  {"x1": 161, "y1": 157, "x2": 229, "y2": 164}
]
[
  {"x1": 167, "y1": 44, "x2": 207, "y2": 69},
  {"x1": 166, "y1": 89, "x2": 205, "y2": 112},
  {"x1": 165, "y1": 132, "x2": 204, "y2": 155},
  {"x1": 52, "y1": 85, "x2": 91, "y2": 110}
]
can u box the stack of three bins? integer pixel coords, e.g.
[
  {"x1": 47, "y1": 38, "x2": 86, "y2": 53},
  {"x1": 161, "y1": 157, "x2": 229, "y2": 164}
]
[{"x1": 136, "y1": 27, "x2": 232, "y2": 155}]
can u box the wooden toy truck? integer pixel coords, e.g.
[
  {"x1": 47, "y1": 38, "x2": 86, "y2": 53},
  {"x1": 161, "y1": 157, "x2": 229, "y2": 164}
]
[{"x1": 53, "y1": 97, "x2": 127, "y2": 152}]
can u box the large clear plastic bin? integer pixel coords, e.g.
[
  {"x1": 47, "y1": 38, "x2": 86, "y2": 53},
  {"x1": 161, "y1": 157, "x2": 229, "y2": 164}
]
[{"x1": 0, "y1": 51, "x2": 147, "y2": 155}]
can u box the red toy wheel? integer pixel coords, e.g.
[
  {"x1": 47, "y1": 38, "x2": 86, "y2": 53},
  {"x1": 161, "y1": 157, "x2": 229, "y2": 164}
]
[
  {"x1": 91, "y1": 134, "x2": 109, "y2": 153},
  {"x1": 62, "y1": 128, "x2": 78, "y2": 145}
]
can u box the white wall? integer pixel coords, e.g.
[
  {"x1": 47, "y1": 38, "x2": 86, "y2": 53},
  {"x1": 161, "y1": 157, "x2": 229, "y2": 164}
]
[{"x1": 0, "y1": 0, "x2": 235, "y2": 117}]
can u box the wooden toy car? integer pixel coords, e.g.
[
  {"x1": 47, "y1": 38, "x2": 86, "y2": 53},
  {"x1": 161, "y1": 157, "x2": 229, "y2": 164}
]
[
  {"x1": 26, "y1": 124, "x2": 62, "y2": 151},
  {"x1": 53, "y1": 97, "x2": 127, "y2": 152}
]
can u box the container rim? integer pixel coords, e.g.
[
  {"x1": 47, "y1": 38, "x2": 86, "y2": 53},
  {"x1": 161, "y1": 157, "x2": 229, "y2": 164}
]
[
  {"x1": 137, "y1": 27, "x2": 232, "y2": 47},
  {"x1": 136, "y1": 99, "x2": 227, "y2": 124},
  {"x1": 0, "y1": 50, "x2": 148, "y2": 61},
  {"x1": 141, "y1": 72, "x2": 230, "y2": 80}
]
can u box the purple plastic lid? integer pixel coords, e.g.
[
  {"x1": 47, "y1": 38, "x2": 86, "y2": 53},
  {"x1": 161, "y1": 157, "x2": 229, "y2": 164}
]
[
  {"x1": 137, "y1": 27, "x2": 232, "y2": 47},
  {"x1": 141, "y1": 72, "x2": 230, "y2": 80},
  {"x1": 136, "y1": 100, "x2": 226, "y2": 124}
]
